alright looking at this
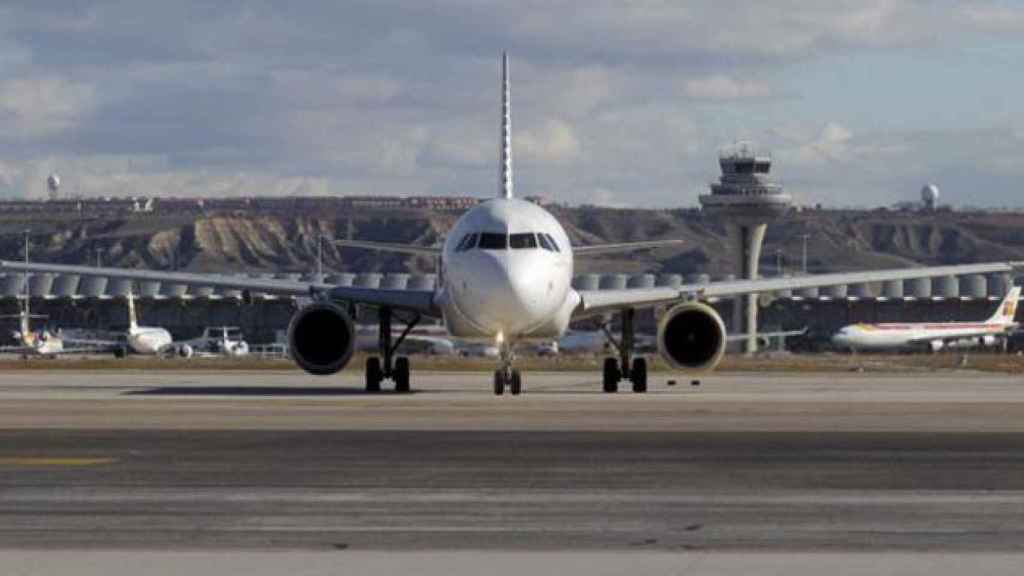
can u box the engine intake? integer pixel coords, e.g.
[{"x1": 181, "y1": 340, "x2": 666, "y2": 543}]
[
  {"x1": 657, "y1": 301, "x2": 727, "y2": 372},
  {"x1": 287, "y1": 302, "x2": 355, "y2": 375}
]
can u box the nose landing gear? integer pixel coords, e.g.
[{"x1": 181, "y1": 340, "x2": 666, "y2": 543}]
[
  {"x1": 493, "y1": 368, "x2": 522, "y2": 396},
  {"x1": 492, "y1": 338, "x2": 522, "y2": 396},
  {"x1": 600, "y1": 308, "x2": 648, "y2": 393}
]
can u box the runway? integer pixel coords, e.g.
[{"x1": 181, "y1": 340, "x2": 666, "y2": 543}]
[{"x1": 4, "y1": 369, "x2": 1024, "y2": 557}]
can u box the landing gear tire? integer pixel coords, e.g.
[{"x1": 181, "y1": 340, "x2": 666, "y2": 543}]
[
  {"x1": 510, "y1": 370, "x2": 522, "y2": 396},
  {"x1": 631, "y1": 358, "x2": 648, "y2": 393},
  {"x1": 394, "y1": 357, "x2": 411, "y2": 393},
  {"x1": 365, "y1": 357, "x2": 383, "y2": 393},
  {"x1": 493, "y1": 370, "x2": 505, "y2": 396},
  {"x1": 603, "y1": 358, "x2": 620, "y2": 393}
]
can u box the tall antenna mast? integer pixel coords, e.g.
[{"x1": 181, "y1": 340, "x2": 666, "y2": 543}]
[{"x1": 499, "y1": 52, "x2": 513, "y2": 199}]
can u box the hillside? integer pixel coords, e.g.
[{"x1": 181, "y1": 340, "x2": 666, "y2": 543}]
[{"x1": 1, "y1": 204, "x2": 1023, "y2": 278}]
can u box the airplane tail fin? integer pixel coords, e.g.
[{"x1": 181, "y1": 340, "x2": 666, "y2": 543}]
[
  {"x1": 127, "y1": 289, "x2": 138, "y2": 331},
  {"x1": 988, "y1": 286, "x2": 1020, "y2": 325},
  {"x1": 19, "y1": 296, "x2": 29, "y2": 337},
  {"x1": 499, "y1": 52, "x2": 513, "y2": 200}
]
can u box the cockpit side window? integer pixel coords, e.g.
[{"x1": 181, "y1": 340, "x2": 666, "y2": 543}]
[
  {"x1": 537, "y1": 233, "x2": 554, "y2": 252},
  {"x1": 509, "y1": 233, "x2": 537, "y2": 249},
  {"x1": 543, "y1": 233, "x2": 561, "y2": 252},
  {"x1": 455, "y1": 233, "x2": 478, "y2": 252},
  {"x1": 477, "y1": 232, "x2": 508, "y2": 250}
]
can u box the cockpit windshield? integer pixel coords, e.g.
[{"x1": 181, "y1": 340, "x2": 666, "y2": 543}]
[
  {"x1": 509, "y1": 233, "x2": 537, "y2": 249},
  {"x1": 477, "y1": 233, "x2": 507, "y2": 250},
  {"x1": 454, "y1": 231, "x2": 559, "y2": 252}
]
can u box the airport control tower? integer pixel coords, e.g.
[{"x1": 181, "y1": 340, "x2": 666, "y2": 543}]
[{"x1": 699, "y1": 142, "x2": 792, "y2": 354}]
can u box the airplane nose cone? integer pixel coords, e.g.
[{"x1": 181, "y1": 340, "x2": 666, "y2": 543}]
[
  {"x1": 467, "y1": 252, "x2": 557, "y2": 335},
  {"x1": 506, "y1": 255, "x2": 556, "y2": 316}
]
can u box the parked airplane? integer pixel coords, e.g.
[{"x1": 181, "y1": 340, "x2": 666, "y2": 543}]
[
  {"x1": 1, "y1": 54, "x2": 1018, "y2": 394},
  {"x1": 182, "y1": 326, "x2": 250, "y2": 358},
  {"x1": 832, "y1": 287, "x2": 1020, "y2": 352},
  {"x1": 117, "y1": 290, "x2": 178, "y2": 356},
  {"x1": 0, "y1": 296, "x2": 65, "y2": 357}
]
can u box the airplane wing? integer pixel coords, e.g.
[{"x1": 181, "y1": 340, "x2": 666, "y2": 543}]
[
  {"x1": 0, "y1": 261, "x2": 441, "y2": 317},
  {"x1": 575, "y1": 262, "x2": 1019, "y2": 317},
  {"x1": 573, "y1": 240, "x2": 685, "y2": 256},
  {"x1": 0, "y1": 345, "x2": 32, "y2": 354},
  {"x1": 0, "y1": 343, "x2": 116, "y2": 355},
  {"x1": 334, "y1": 240, "x2": 442, "y2": 256},
  {"x1": 726, "y1": 328, "x2": 807, "y2": 342}
]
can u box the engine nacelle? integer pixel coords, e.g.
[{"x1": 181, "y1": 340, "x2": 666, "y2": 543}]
[
  {"x1": 657, "y1": 301, "x2": 727, "y2": 372},
  {"x1": 980, "y1": 335, "x2": 998, "y2": 347},
  {"x1": 928, "y1": 340, "x2": 944, "y2": 352},
  {"x1": 177, "y1": 343, "x2": 193, "y2": 359},
  {"x1": 287, "y1": 302, "x2": 355, "y2": 376}
]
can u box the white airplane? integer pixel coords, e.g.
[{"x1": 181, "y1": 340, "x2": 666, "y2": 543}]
[
  {"x1": 1, "y1": 54, "x2": 1018, "y2": 394},
  {"x1": 832, "y1": 287, "x2": 1020, "y2": 352},
  {"x1": 114, "y1": 290, "x2": 179, "y2": 357}
]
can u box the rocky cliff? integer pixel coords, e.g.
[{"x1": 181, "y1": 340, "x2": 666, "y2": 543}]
[{"x1": 1, "y1": 205, "x2": 1023, "y2": 278}]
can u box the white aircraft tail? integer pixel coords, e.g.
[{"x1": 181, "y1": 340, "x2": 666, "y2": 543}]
[
  {"x1": 987, "y1": 286, "x2": 1020, "y2": 325},
  {"x1": 127, "y1": 289, "x2": 138, "y2": 331},
  {"x1": 19, "y1": 293, "x2": 29, "y2": 337},
  {"x1": 499, "y1": 52, "x2": 513, "y2": 200}
]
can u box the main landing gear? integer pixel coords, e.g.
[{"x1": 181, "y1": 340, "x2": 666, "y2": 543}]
[
  {"x1": 600, "y1": 308, "x2": 648, "y2": 394},
  {"x1": 492, "y1": 337, "x2": 522, "y2": 396},
  {"x1": 364, "y1": 307, "x2": 419, "y2": 393}
]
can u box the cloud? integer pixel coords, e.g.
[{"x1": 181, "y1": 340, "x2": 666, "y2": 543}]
[
  {"x1": 0, "y1": 77, "x2": 96, "y2": 138},
  {"x1": 683, "y1": 75, "x2": 773, "y2": 101},
  {"x1": 0, "y1": 1, "x2": 1017, "y2": 209},
  {"x1": 960, "y1": 3, "x2": 1024, "y2": 32},
  {"x1": 518, "y1": 119, "x2": 581, "y2": 165}
]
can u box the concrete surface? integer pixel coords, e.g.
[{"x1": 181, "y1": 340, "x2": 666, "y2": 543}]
[{"x1": 3, "y1": 370, "x2": 1024, "y2": 572}]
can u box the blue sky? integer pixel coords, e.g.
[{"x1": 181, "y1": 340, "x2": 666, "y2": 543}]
[{"x1": 0, "y1": 1, "x2": 1022, "y2": 208}]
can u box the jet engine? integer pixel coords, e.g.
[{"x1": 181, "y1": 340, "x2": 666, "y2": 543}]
[
  {"x1": 177, "y1": 344, "x2": 194, "y2": 359},
  {"x1": 979, "y1": 335, "x2": 998, "y2": 347},
  {"x1": 657, "y1": 301, "x2": 727, "y2": 372},
  {"x1": 287, "y1": 302, "x2": 355, "y2": 376}
]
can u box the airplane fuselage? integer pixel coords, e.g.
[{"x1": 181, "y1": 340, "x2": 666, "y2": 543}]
[
  {"x1": 127, "y1": 326, "x2": 173, "y2": 355},
  {"x1": 832, "y1": 322, "x2": 1013, "y2": 351},
  {"x1": 440, "y1": 198, "x2": 579, "y2": 342},
  {"x1": 18, "y1": 330, "x2": 64, "y2": 356}
]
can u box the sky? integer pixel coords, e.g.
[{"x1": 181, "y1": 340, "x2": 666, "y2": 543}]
[{"x1": 0, "y1": 1, "x2": 1023, "y2": 208}]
